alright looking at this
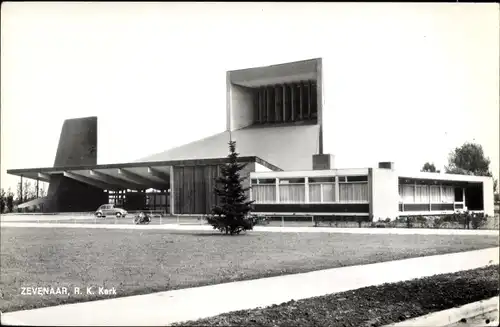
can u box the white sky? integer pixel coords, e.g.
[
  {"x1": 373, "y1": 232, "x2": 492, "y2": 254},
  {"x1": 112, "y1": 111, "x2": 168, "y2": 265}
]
[{"x1": 1, "y1": 2, "x2": 499, "y2": 192}]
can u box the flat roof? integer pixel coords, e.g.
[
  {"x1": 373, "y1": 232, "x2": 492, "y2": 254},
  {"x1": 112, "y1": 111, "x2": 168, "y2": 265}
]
[{"x1": 7, "y1": 156, "x2": 282, "y2": 191}]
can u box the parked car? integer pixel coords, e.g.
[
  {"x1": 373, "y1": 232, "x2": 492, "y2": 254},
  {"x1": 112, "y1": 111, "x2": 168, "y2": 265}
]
[{"x1": 95, "y1": 204, "x2": 128, "y2": 218}]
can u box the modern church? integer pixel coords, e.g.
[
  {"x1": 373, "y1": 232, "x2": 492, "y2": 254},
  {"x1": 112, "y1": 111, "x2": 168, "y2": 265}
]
[{"x1": 7, "y1": 58, "x2": 495, "y2": 219}]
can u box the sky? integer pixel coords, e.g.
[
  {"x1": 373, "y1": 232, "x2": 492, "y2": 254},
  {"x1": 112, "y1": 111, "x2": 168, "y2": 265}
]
[{"x1": 1, "y1": 2, "x2": 499, "y2": 192}]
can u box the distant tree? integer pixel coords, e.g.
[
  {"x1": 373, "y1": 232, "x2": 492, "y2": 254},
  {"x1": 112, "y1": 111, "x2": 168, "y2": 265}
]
[
  {"x1": 207, "y1": 140, "x2": 255, "y2": 235},
  {"x1": 494, "y1": 179, "x2": 499, "y2": 203},
  {"x1": 16, "y1": 181, "x2": 22, "y2": 203},
  {"x1": 23, "y1": 180, "x2": 38, "y2": 202},
  {"x1": 445, "y1": 142, "x2": 492, "y2": 176},
  {"x1": 0, "y1": 188, "x2": 5, "y2": 213},
  {"x1": 39, "y1": 184, "x2": 47, "y2": 197},
  {"x1": 6, "y1": 188, "x2": 14, "y2": 213},
  {"x1": 421, "y1": 162, "x2": 439, "y2": 173}
]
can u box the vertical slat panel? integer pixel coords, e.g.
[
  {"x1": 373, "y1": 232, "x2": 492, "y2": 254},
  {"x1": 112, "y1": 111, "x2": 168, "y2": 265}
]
[
  {"x1": 216, "y1": 165, "x2": 222, "y2": 207},
  {"x1": 263, "y1": 88, "x2": 268, "y2": 123},
  {"x1": 194, "y1": 166, "x2": 205, "y2": 214},
  {"x1": 306, "y1": 81, "x2": 311, "y2": 119},
  {"x1": 299, "y1": 82, "x2": 303, "y2": 120},
  {"x1": 253, "y1": 89, "x2": 260, "y2": 124},
  {"x1": 183, "y1": 166, "x2": 195, "y2": 214},
  {"x1": 174, "y1": 167, "x2": 183, "y2": 214},
  {"x1": 290, "y1": 83, "x2": 295, "y2": 121},
  {"x1": 203, "y1": 166, "x2": 211, "y2": 213},
  {"x1": 267, "y1": 86, "x2": 273, "y2": 123},
  {"x1": 282, "y1": 84, "x2": 287, "y2": 122},
  {"x1": 259, "y1": 87, "x2": 266, "y2": 123},
  {"x1": 275, "y1": 85, "x2": 282, "y2": 122},
  {"x1": 311, "y1": 81, "x2": 317, "y2": 118},
  {"x1": 205, "y1": 165, "x2": 219, "y2": 212}
]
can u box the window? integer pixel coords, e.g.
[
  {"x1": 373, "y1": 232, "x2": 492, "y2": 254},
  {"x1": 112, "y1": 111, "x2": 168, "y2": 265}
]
[
  {"x1": 251, "y1": 178, "x2": 276, "y2": 204},
  {"x1": 430, "y1": 185, "x2": 440, "y2": 202},
  {"x1": 402, "y1": 184, "x2": 414, "y2": 203},
  {"x1": 322, "y1": 183, "x2": 335, "y2": 202},
  {"x1": 442, "y1": 186, "x2": 454, "y2": 203},
  {"x1": 339, "y1": 183, "x2": 368, "y2": 203},
  {"x1": 309, "y1": 177, "x2": 335, "y2": 203},
  {"x1": 346, "y1": 175, "x2": 368, "y2": 182},
  {"x1": 415, "y1": 185, "x2": 430, "y2": 203},
  {"x1": 279, "y1": 178, "x2": 305, "y2": 203},
  {"x1": 279, "y1": 178, "x2": 305, "y2": 184},
  {"x1": 309, "y1": 184, "x2": 322, "y2": 202}
]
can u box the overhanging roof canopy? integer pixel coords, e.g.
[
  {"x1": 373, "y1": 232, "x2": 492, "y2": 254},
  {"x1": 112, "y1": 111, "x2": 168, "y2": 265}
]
[{"x1": 7, "y1": 156, "x2": 281, "y2": 191}]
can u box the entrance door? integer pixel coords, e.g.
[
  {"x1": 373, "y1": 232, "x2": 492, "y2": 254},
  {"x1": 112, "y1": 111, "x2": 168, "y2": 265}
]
[{"x1": 465, "y1": 183, "x2": 484, "y2": 211}]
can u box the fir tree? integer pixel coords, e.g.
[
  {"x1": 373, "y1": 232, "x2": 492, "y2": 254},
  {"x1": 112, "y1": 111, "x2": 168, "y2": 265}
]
[{"x1": 208, "y1": 140, "x2": 255, "y2": 235}]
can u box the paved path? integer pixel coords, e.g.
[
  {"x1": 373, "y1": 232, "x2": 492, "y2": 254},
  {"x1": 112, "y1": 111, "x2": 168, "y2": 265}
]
[
  {"x1": 386, "y1": 296, "x2": 499, "y2": 327},
  {"x1": 2, "y1": 247, "x2": 498, "y2": 326},
  {"x1": 1, "y1": 220, "x2": 499, "y2": 236},
  {"x1": 0, "y1": 216, "x2": 95, "y2": 222}
]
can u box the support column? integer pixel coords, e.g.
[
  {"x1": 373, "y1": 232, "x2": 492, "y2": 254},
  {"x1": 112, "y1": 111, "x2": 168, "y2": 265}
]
[
  {"x1": 440, "y1": 184, "x2": 443, "y2": 203},
  {"x1": 428, "y1": 185, "x2": 431, "y2": 211},
  {"x1": 462, "y1": 187, "x2": 466, "y2": 210},
  {"x1": 169, "y1": 166, "x2": 175, "y2": 214},
  {"x1": 414, "y1": 181, "x2": 417, "y2": 204},
  {"x1": 20, "y1": 176, "x2": 23, "y2": 203},
  {"x1": 305, "y1": 177, "x2": 309, "y2": 203},
  {"x1": 290, "y1": 84, "x2": 295, "y2": 121},
  {"x1": 275, "y1": 178, "x2": 280, "y2": 204},
  {"x1": 335, "y1": 176, "x2": 340, "y2": 202}
]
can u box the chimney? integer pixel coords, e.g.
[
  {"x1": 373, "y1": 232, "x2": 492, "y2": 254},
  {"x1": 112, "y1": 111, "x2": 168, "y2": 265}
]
[
  {"x1": 313, "y1": 154, "x2": 335, "y2": 170},
  {"x1": 378, "y1": 162, "x2": 395, "y2": 170}
]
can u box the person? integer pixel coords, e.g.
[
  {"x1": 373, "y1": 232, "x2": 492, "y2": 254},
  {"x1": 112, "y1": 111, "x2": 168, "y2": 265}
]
[{"x1": 138, "y1": 211, "x2": 150, "y2": 223}]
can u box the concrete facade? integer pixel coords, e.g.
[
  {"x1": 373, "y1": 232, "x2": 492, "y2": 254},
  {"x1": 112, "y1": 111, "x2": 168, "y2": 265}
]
[
  {"x1": 6, "y1": 58, "x2": 496, "y2": 218},
  {"x1": 250, "y1": 165, "x2": 495, "y2": 219},
  {"x1": 45, "y1": 117, "x2": 103, "y2": 212},
  {"x1": 369, "y1": 166, "x2": 400, "y2": 220}
]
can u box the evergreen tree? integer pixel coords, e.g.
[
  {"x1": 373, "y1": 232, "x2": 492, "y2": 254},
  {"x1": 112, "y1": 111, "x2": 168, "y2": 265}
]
[{"x1": 208, "y1": 140, "x2": 255, "y2": 235}]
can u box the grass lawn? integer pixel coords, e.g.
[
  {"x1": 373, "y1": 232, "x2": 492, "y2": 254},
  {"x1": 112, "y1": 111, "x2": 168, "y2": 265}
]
[
  {"x1": 0, "y1": 227, "x2": 498, "y2": 313},
  {"x1": 174, "y1": 265, "x2": 499, "y2": 327},
  {"x1": 9, "y1": 216, "x2": 203, "y2": 225}
]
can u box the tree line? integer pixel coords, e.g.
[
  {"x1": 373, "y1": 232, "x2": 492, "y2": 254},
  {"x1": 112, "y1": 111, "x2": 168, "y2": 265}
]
[
  {"x1": 0, "y1": 180, "x2": 47, "y2": 213},
  {"x1": 420, "y1": 142, "x2": 498, "y2": 201}
]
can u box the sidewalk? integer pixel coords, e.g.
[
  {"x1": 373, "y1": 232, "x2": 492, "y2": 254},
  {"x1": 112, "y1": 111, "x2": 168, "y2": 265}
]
[
  {"x1": 1, "y1": 221, "x2": 499, "y2": 235},
  {"x1": 2, "y1": 247, "x2": 498, "y2": 326},
  {"x1": 385, "y1": 296, "x2": 499, "y2": 327}
]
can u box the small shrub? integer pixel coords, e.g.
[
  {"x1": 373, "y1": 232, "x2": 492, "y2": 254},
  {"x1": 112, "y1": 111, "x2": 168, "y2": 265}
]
[
  {"x1": 250, "y1": 214, "x2": 269, "y2": 226},
  {"x1": 356, "y1": 216, "x2": 364, "y2": 228},
  {"x1": 471, "y1": 212, "x2": 487, "y2": 229},
  {"x1": 405, "y1": 216, "x2": 414, "y2": 228}
]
